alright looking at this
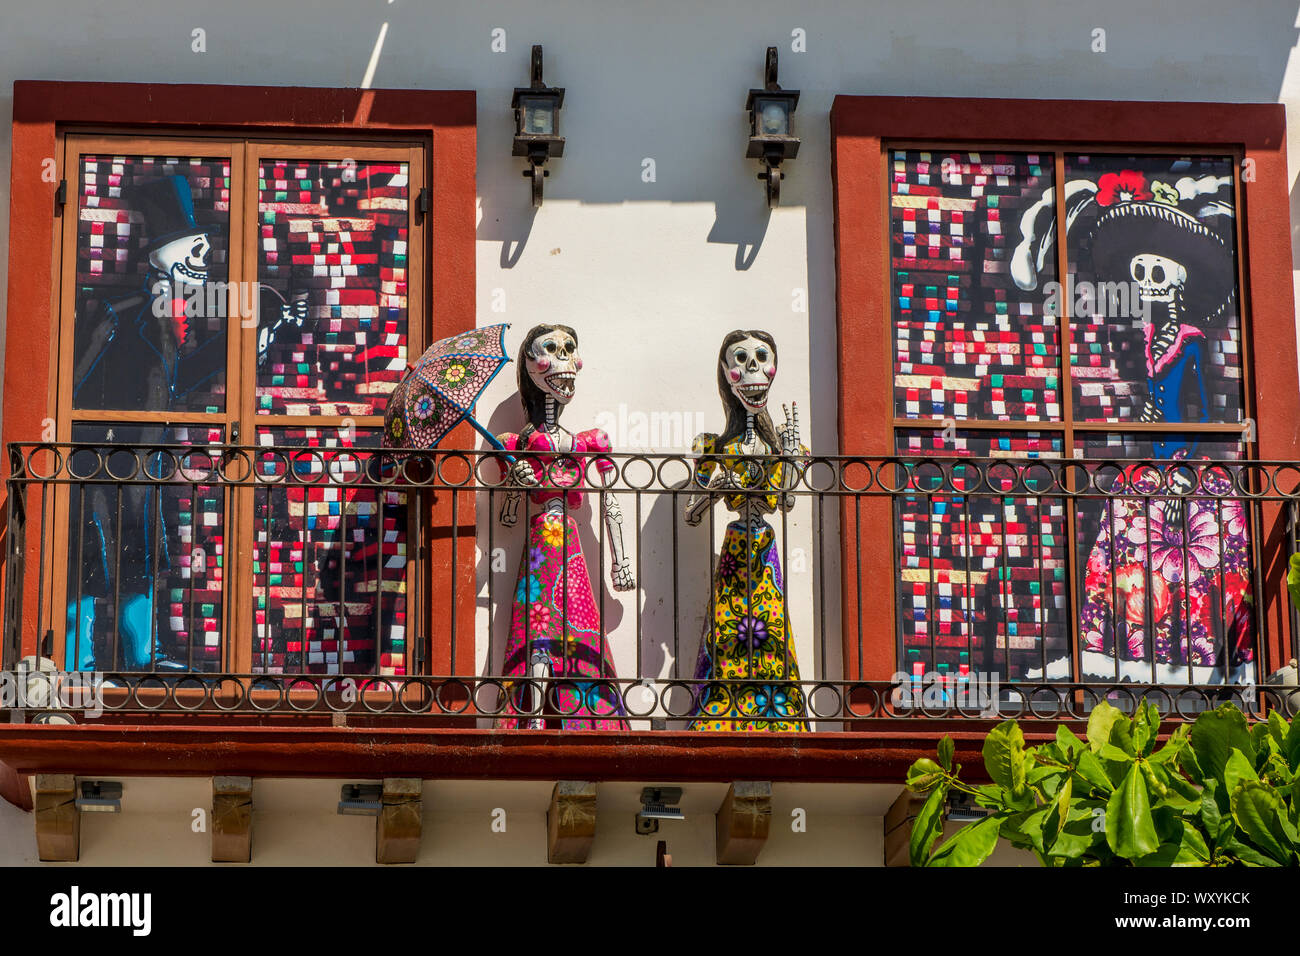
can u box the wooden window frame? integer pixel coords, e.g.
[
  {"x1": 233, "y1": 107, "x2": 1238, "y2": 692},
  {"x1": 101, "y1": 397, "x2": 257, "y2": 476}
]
[
  {"x1": 830, "y1": 95, "x2": 1300, "y2": 683},
  {"x1": 2, "y1": 82, "x2": 477, "y2": 677}
]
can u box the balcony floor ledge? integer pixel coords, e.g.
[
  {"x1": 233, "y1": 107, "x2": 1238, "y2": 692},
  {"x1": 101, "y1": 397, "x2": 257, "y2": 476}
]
[{"x1": 0, "y1": 721, "x2": 1058, "y2": 788}]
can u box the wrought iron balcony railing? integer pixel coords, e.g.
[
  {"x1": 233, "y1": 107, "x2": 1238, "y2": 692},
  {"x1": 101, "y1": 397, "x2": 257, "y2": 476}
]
[{"x1": 2, "y1": 442, "x2": 1297, "y2": 726}]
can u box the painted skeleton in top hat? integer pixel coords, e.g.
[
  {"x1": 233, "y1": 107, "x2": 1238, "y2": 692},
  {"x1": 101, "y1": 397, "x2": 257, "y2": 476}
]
[
  {"x1": 66, "y1": 175, "x2": 305, "y2": 673},
  {"x1": 1012, "y1": 169, "x2": 1253, "y2": 685},
  {"x1": 1012, "y1": 169, "x2": 1237, "y2": 456}
]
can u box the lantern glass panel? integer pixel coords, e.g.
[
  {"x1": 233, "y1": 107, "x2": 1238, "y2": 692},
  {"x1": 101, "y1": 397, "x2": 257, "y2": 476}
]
[
  {"x1": 520, "y1": 95, "x2": 556, "y2": 135},
  {"x1": 756, "y1": 97, "x2": 791, "y2": 136}
]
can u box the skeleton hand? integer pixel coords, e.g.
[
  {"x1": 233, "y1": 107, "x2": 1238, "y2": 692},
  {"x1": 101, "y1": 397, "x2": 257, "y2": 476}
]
[
  {"x1": 708, "y1": 465, "x2": 743, "y2": 491},
  {"x1": 505, "y1": 458, "x2": 540, "y2": 488},
  {"x1": 282, "y1": 295, "x2": 308, "y2": 328},
  {"x1": 684, "y1": 494, "x2": 707, "y2": 527},
  {"x1": 779, "y1": 402, "x2": 802, "y2": 456},
  {"x1": 611, "y1": 557, "x2": 635, "y2": 592},
  {"x1": 1163, "y1": 467, "x2": 1196, "y2": 528},
  {"x1": 1138, "y1": 398, "x2": 1162, "y2": 424}
]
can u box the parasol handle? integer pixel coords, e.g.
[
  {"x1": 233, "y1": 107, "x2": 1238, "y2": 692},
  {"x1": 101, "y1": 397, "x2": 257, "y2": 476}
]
[{"x1": 467, "y1": 415, "x2": 516, "y2": 463}]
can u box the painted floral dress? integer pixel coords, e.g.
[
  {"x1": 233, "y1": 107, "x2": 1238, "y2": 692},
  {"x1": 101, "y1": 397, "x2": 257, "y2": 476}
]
[
  {"x1": 689, "y1": 433, "x2": 809, "y2": 732},
  {"x1": 1078, "y1": 329, "x2": 1255, "y2": 683},
  {"x1": 495, "y1": 427, "x2": 627, "y2": 730}
]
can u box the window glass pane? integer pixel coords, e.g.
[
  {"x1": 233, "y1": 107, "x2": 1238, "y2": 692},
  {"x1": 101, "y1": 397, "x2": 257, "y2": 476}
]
[
  {"x1": 64, "y1": 423, "x2": 226, "y2": 672},
  {"x1": 72, "y1": 155, "x2": 231, "y2": 414},
  {"x1": 1072, "y1": 432, "x2": 1255, "y2": 684},
  {"x1": 895, "y1": 430, "x2": 1070, "y2": 684},
  {"x1": 252, "y1": 426, "x2": 408, "y2": 675},
  {"x1": 256, "y1": 160, "x2": 410, "y2": 416},
  {"x1": 890, "y1": 150, "x2": 1061, "y2": 422},
  {"x1": 1063, "y1": 155, "x2": 1244, "y2": 425}
]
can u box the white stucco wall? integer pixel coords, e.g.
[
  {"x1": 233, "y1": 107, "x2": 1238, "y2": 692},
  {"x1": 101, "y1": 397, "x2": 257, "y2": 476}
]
[{"x1": 0, "y1": 778, "x2": 1038, "y2": 866}]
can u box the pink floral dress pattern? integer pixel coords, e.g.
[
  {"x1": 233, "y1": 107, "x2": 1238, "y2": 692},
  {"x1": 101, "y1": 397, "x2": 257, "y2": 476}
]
[
  {"x1": 1079, "y1": 458, "x2": 1254, "y2": 682},
  {"x1": 494, "y1": 428, "x2": 626, "y2": 729}
]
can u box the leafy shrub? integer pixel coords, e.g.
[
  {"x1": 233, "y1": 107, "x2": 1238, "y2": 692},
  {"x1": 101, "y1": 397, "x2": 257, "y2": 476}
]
[{"x1": 904, "y1": 701, "x2": 1299, "y2": 866}]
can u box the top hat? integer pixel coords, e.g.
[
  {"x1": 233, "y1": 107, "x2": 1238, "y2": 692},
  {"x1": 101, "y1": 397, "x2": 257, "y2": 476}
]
[
  {"x1": 130, "y1": 175, "x2": 220, "y2": 251},
  {"x1": 1088, "y1": 176, "x2": 1236, "y2": 325}
]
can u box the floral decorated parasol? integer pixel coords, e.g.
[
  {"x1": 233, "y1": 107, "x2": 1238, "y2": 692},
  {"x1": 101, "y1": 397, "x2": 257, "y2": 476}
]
[{"x1": 383, "y1": 323, "x2": 513, "y2": 453}]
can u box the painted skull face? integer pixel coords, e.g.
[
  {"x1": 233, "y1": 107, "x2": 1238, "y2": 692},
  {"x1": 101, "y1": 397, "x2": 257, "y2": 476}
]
[
  {"x1": 1130, "y1": 253, "x2": 1186, "y2": 305},
  {"x1": 149, "y1": 232, "x2": 211, "y2": 289},
  {"x1": 526, "y1": 329, "x2": 581, "y2": 404},
  {"x1": 722, "y1": 335, "x2": 775, "y2": 412}
]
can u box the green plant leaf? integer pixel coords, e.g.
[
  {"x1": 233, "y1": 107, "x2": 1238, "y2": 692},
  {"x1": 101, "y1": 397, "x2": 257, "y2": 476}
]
[
  {"x1": 1223, "y1": 748, "x2": 1259, "y2": 797},
  {"x1": 970, "y1": 784, "x2": 1010, "y2": 810},
  {"x1": 998, "y1": 809, "x2": 1041, "y2": 852},
  {"x1": 1140, "y1": 760, "x2": 1170, "y2": 801},
  {"x1": 1027, "y1": 764, "x2": 1061, "y2": 787},
  {"x1": 1109, "y1": 714, "x2": 1138, "y2": 757},
  {"x1": 1045, "y1": 775, "x2": 1072, "y2": 849},
  {"x1": 1221, "y1": 835, "x2": 1282, "y2": 867},
  {"x1": 1073, "y1": 750, "x2": 1115, "y2": 796},
  {"x1": 1288, "y1": 552, "x2": 1300, "y2": 610},
  {"x1": 1190, "y1": 704, "x2": 1255, "y2": 787},
  {"x1": 1051, "y1": 812, "x2": 1102, "y2": 861},
  {"x1": 1178, "y1": 820, "x2": 1212, "y2": 865},
  {"x1": 1014, "y1": 806, "x2": 1051, "y2": 857},
  {"x1": 1267, "y1": 710, "x2": 1289, "y2": 747},
  {"x1": 909, "y1": 780, "x2": 949, "y2": 867},
  {"x1": 1133, "y1": 702, "x2": 1159, "y2": 756},
  {"x1": 1106, "y1": 764, "x2": 1160, "y2": 859},
  {"x1": 1229, "y1": 781, "x2": 1296, "y2": 865},
  {"x1": 1161, "y1": 765, "x2": 1201, "y2": 805},
  {"x1": 1177, "y1": 738, "x2": 1206, "y2": 784},
  {"x1": 1132, "y1": 818, "x2": 1210, "y2": 867},
  {"x1": 1056, "y1": 725, "x2": 1084, "y2": 758},
  {"x1": 1250, "y1": 721, "x2": 1272, "y2": 755},
  {"x1": 1149, "y1": 724, "x2": 1190, "y2": 765},
  {"x1": 1098, "y1": 742, "x2": 1136, "y2": 764},
  {"x1": 1200, "y1": 779, "x2": 1227, "y2": 846},
  {"x1": 927, "y1": 813, "x2": 1003, "y2": 867},
  {"x1": 905, "y1": 757, "x2": 947, "y2": 793},
  {"x1": 1087, "y1": 701, "x2": 1125, "y2": 753},
  {"x1": 1284, "y1": 713, "x2": 1300, "y2": 774},
  {"x1": 1263, "y1": 753, "x2": 1294, "y2": 789},
  {"x1": 937, "y1": 735, "x2": 954, "y2": 772},
  {"x1": 982, "y1": 720, "x2": 1027, "y2": 798}
]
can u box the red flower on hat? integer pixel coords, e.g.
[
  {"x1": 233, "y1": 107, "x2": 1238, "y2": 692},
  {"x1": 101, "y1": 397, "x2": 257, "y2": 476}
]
[{"x1": 1096, "y1": 170, "x2": 1153, "y2": 206}]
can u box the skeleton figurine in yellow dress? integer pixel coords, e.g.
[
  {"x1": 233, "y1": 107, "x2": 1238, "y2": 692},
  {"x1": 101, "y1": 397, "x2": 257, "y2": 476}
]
[{"x1": 684, "y1": 330, "x2": 809, "y2": 731}]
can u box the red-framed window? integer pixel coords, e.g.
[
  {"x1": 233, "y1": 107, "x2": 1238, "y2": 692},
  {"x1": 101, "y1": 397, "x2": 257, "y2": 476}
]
[
  {"x1": 829, "y1": 96, "x2": 1300, "y2": 687},
  {"x1": 1, "y1": 82, "x2": 477, "y2": 677}
]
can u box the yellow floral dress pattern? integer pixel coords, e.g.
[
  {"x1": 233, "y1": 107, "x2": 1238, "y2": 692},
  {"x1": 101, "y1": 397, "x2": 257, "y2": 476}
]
[{"x1": 689, "y1": 433, "x2": 809, "y2": 732}]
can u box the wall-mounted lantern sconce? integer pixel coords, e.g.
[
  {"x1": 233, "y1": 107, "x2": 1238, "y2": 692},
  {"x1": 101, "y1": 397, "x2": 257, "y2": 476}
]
[
  {"x1": 512, "y1": 45, "x2": 565, "y2": 207},
  {"x1": 746, "y1": 47, "x2": 800, "y2": 207}
]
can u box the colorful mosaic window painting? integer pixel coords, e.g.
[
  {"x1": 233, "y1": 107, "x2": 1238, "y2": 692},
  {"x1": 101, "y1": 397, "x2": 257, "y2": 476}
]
[
  {"x1": 64, "y1": 423, "x2": 226, "y2": 673},
  {"x1": 890, "y1": 151, "x2": 1060, "y2": 422},
  {"x1": 71, "y1": 155, "x2": 231, "y2": 415},
  {"x1": 889, "y1": 147, "x2": 1255, "y2": 686},
  {"x1": 252, "y1": 427, "x2": 409, "y2": 675},
  {"x1": 256, "y1": 160, "x2": 410, "y2": 417},
  {"x1": 894, "y1": 430, "x2": 1070, "y2": 684}
]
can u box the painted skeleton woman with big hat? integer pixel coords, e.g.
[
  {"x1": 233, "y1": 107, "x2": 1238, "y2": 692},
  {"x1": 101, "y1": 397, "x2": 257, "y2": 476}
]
[{"x1": 1012, "y1": 164, "x2": 1254, "y2": 685}]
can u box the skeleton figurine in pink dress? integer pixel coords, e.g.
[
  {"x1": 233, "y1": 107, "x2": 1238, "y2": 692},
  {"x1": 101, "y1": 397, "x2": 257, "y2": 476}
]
[{"x1": 495, "y1": 324, "x2": 634, "y2": 729}]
